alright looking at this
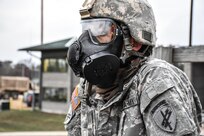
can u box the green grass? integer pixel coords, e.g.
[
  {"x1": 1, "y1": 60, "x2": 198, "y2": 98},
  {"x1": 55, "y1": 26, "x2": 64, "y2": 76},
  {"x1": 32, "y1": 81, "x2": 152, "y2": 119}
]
[{"x1": 0, "y1": 110, "x2": 66, "y2": 132}]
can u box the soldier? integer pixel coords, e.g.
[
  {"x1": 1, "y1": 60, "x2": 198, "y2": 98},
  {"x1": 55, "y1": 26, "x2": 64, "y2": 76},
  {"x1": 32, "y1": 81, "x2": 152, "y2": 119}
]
[{"x1": 64, "y1": 0, "x2": 202, "y2": 135}]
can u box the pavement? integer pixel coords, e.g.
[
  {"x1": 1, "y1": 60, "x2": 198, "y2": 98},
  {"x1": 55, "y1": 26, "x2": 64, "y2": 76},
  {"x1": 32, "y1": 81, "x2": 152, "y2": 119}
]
[
  {"x1": 0, "y1": 128, "x2": 203, "y2": 136},
  {"x1": 0, "y1": 131, "x2": 67, "y2": 136}
]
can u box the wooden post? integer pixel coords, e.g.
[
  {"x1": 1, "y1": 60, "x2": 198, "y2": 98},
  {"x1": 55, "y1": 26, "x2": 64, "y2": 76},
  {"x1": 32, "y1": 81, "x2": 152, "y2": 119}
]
[
  {"x1": 189, "y1": 0, "x2": 194, "y2": 47},
  {"x1": 41, "y1": 0, "x2": 44, "y2": 45},
  {"x1": 152, "y1": 46, "x2": 173, "y2": 63},
  {"x1": 173, "y1": 46, "x2": 204, "y2": 63},
  {"x1": 67, "y1": 66, "x2": 73, "y2": 103},
  {"x1": 39, "y1": 58, "x2": 44, "y2": 109},
  {"x1": 39, "y1": 0, "x2": 44, "y2": 109}
]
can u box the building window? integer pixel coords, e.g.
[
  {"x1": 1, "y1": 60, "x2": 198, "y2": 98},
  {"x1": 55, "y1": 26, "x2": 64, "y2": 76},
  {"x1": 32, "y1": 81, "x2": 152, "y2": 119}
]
[
  {"x1": 43, "y1": 59, "x2": 67, "y2": 73},
  {"x1": 44, "y1": 87, "x2": 67, "y2": 102}
]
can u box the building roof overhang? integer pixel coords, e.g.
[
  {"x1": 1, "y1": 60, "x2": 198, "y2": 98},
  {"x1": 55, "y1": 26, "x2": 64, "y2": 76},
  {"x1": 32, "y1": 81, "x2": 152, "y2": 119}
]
[{"x1": 18, "y1": 37, "x2": 77, "y2": 52}]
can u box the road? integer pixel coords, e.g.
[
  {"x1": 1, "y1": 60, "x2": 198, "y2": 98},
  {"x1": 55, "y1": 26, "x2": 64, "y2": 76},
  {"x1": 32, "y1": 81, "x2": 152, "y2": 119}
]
[
  {"x1": 0, "y1": 131, "x2": 66, "y2": 136},
  {"x1": 0, "y1": 128, "x2": 204, "y2": 136}
]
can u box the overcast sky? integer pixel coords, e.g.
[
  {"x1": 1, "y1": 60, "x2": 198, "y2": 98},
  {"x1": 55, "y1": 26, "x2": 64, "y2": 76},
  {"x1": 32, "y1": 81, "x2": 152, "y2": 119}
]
[{"x1": 0, "y1": 0, "x2": 204, "y2": 65}]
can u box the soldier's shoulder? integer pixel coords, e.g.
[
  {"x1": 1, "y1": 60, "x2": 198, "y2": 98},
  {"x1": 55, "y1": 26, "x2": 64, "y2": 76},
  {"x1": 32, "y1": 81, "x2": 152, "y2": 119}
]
[
  {"x1": 138, "y1": 58, "x2": 172, "y2": 81},
  {"x1": 138, "y1": 58, "x2": 176, "y2": 113},
  {"x1": 64, "y1": 84, "x2": 81, "y2": 126},
  {"x1": 140, "y1": 58, "x2": 171, "y2": 73}
]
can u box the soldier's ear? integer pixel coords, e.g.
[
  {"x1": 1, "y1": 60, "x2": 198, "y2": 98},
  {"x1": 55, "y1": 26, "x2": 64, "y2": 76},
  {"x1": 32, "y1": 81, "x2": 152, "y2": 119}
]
[{"x1": 130, "y1": 37, "x2": 142, "y2": 51}]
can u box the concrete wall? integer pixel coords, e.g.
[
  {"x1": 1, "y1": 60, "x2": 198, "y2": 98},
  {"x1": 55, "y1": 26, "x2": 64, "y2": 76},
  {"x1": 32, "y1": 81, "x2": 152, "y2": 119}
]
[
  {"x1": 42, "y1": 73, "x2": 68, "y2": 88},
  {"x1": 152, "y1": 46, "x2": 204, "y2": 107},
  {"x1": 42, "y1": 71, "x2": 79, "y2": 103}
]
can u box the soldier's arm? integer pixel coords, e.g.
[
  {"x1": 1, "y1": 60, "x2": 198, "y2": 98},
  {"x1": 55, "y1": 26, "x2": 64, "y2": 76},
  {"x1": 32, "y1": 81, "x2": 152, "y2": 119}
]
[
  {"x1": 140, "y1": 75, "x2": 201, "y2": 136},
  {"x1": 64, "y1": 85, "x2": 81, "y2": 136}
]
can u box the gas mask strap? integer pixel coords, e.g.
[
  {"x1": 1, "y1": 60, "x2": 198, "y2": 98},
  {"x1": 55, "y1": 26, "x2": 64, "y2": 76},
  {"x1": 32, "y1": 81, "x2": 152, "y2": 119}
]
[
  {"x1": 120, "y1": 24, "x2": 133, "y2": 66},
  {"x1": 128, "y1": 44, "x2": 150, "y2": 59},
  {"x1": 121, "y1": 25, "x2": 132, "y2": 51},
  {"x1": 83, "y1": 81, "x2": 93, "y2": 107},
  {"x1": 120, "y1": 24, "x2": 148, "y2": 66},
  {"x1": 87, "y1": 82, "x2": 93, "y2": 96},
  {"x1": 118, "y1": 77, "x2": 124, "y2": 92}
]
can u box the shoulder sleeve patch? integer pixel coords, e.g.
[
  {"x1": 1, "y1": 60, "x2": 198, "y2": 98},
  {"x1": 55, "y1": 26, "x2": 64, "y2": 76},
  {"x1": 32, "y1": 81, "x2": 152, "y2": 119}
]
[
  {"x1": 151, "y1": 100, "x2": 176, "y2": 132},
  {"x1": 140, "y1": 77, "x2": 174, "y2": 113},
  {"x1": 71, "y1": 85, "x2": 81, "y2": 111}
]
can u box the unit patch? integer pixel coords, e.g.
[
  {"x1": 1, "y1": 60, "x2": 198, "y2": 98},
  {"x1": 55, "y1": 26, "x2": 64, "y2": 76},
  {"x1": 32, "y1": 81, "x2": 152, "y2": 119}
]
[
  {"x1": 71, "y1": 85, "x2": 81, "y2": 111},
  {"x1": 151, "y1": 100, "x2": 176, "y2": 132}
]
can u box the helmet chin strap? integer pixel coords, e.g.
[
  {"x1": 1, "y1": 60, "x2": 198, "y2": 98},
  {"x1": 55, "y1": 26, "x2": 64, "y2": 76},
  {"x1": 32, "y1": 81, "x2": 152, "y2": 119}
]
[
  {"x1": 121, "y1": 25, "x2": 132, "y2": 51},
  {"x1": 120, "y1": 24, "x2": 150, "y2": 67},
  {"x1": 120, "y1": 25, "x2": 142, "y2": 66}
]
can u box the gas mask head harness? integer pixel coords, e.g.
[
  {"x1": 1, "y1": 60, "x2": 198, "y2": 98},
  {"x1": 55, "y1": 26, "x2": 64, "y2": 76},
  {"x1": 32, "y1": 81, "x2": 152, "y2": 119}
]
[{"x1": 67, "y1": 18, "x2": 143, "y2": 88}]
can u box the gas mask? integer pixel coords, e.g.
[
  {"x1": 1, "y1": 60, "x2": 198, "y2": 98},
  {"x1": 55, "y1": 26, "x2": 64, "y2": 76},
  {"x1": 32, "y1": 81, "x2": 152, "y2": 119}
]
[{"x1": 67, "y1": 18, "x2": 124, "y2": 88}]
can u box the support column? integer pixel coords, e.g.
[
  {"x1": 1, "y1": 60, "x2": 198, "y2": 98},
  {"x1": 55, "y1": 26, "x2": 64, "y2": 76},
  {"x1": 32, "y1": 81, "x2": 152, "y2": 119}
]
[{"x1": 152, "y1": 46, "x2": 173, "y2": 63}]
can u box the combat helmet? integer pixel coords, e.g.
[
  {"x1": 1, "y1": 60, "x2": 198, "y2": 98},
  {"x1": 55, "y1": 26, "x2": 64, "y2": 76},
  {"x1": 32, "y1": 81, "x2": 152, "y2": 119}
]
[{"x1": 80, "y1": 0, "x2": 157, "y2": 47}]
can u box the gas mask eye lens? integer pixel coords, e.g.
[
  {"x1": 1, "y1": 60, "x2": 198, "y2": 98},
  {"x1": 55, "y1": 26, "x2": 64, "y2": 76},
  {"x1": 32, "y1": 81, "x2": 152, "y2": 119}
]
[{"x1": 81, "y1": 18, "x2": 117, "y2": 44}]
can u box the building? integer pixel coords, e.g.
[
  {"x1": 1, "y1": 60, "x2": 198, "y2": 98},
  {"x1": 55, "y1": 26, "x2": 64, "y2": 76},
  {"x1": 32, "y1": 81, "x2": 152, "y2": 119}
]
[
  {"x1": 19, "y1": 37, "x2": 79, "y2": 114},
  {"x1": 152, "y1": 46, "x2": 204, "y2": 108},
  {"x1": 20, "y1": 39, "x2": 204, "y2": 113}
]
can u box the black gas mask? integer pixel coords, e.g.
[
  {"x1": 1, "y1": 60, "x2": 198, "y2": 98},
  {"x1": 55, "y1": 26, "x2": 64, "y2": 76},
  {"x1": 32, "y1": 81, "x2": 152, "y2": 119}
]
[{"x1": 67, "y1": 18, "x2": 124, "y2": 88}]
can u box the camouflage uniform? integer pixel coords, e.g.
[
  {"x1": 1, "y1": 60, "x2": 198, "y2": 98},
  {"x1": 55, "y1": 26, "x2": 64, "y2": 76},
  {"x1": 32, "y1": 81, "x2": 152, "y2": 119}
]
[
  {"x1": 64, "y1": 0, "x2": 202, "y2": 135},
  {"x1": 64, "y1": 58, "x2": 202, "y2": 136}
]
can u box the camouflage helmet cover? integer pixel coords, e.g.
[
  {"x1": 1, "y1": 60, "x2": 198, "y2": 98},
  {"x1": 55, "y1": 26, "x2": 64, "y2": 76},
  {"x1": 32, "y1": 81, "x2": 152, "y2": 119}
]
[{"x1": 80, "y1": 0, "x2": 157, "y2": 46}]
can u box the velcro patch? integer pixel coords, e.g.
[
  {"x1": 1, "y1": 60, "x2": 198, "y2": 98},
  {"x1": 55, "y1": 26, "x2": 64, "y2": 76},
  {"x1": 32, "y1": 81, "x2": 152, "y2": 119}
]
[
  {"x1": 123, "y1": 96, "x2": 139, "y2": 109},
  {"x1": 64, "y1": 103, "x2": 74, "y2": 124},
  {"x1": 71, "y1": 85, "x2": 81, "y2": 111},
  {"x1": 151, "y1": 100, "x2": 176, "y2": 132}
]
